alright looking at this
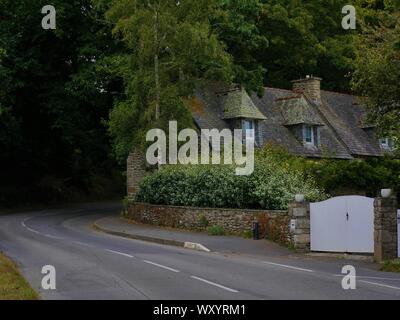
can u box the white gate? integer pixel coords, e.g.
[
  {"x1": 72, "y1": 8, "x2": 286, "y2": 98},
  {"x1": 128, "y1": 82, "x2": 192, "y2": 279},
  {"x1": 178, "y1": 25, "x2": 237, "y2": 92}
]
[{"x1": 310, "y1": 196, "x2": 374, "y2": 253}]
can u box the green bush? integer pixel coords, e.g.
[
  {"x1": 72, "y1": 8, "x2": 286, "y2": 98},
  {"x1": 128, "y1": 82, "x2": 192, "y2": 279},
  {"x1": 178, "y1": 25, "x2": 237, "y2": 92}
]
[
  {"x1": 303, "y1": 157, "x2": 400, "y2": 196},
  {"x1": 136, "y1": 145, "x2": 400, "y2": 210},
  {"x1": 380, "y1": 259, "x2": 400, "y2": 273},
  {"x1": 136, "y1": 149, "x2": 327, "y2": 210},
  {"x1": 257, "y1": 145, "x2": 400, "y2": 197},
  {"x1": 207, "y1": 225, "x2": 225, "y2": 236}
]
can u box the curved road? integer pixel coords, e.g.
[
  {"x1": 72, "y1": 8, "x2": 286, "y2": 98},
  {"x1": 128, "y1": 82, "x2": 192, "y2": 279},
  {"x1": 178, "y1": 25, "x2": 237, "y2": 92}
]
[{"x1": 0, "y1": 202, "x2": 399, "y2": 300}]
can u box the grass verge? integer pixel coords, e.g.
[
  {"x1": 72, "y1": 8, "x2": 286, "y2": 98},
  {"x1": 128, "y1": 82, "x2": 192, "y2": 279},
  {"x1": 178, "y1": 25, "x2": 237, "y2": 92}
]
[
  {"x1": 380, "y1": 259, "x2": 400, "y2": 273},
  {"x1": 0, "y1": 252, "x2": 39, "y2": 300}
]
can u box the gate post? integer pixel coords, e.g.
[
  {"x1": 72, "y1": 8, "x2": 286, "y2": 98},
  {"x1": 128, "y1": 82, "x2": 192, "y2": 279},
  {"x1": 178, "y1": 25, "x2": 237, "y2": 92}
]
[
  {"x1": 289, "y1": 196, "x2": 310, "y2": 252},
  {"x1": 374, "y1": 191, "x2": 398, "y2": 262},
  {"x1": 127, "y1": 149, "x2": 147, "y2": 201}
]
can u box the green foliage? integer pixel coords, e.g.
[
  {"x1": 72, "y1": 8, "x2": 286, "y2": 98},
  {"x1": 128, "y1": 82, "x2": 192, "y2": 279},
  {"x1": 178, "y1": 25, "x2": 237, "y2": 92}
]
[
  {"x1": 136, "y1": 145, "x2": 400, "y2": 211},
  {"x1": 212, "y1": 0, "x2": 268, "y2": 92},
  {"x1": 207, "y1": 225, "x2": 225, "y2": 236},
  {"x1": 353, "y1": 4, "x2": 400, "y2": 147},
  {"x1": 0, "y1": 0, "x2": 124, "y2": 205},
  {"x1": 242, "y1": 230, "x2": 253, "y2": 239},
  {"x1": 306, "y1": 157, "x2": 400, "y2": 196},
  {"x1": 254, "y1": 0, "x2": 358, "y2": 91},
  {"x1": 380, "y1": 259, "x2": 400, "y2": 273},
  {"x1": 136, "y1": 149, "x2": 327, "y2": 210},
  {"x1": 258, "y1": 145, "x2": 400, "y2": 196},
  {"x1": 99, "y1": 0, "x2": 234, "y2": 162},
  {"x1": 1, "y1": 0, "x2": 399, "y2": 207}
]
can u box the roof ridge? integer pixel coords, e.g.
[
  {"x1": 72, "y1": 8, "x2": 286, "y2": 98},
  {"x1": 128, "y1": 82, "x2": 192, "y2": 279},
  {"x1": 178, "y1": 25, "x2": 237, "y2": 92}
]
[
  {"x1": 264, "y1": 86, "x2": 359, "y2": 98},
  {"x1": 264, "y1": 87, "x2": 293, "y2": 93},
  {"x1": 320, "y1": 89, "x2": 357, "y2": 97}
]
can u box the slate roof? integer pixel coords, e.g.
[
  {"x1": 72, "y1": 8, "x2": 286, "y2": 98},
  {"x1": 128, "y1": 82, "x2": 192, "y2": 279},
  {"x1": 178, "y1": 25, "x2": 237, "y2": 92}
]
[
  {"x1": 277, "y1": 95, "x2": 324, "y2": 126},
  {"x1": 222, "y1": 88, "x2": 267, "y2": 120},
  {"x1": 188, "y1": 83, "x2": 384, "y2": 159}
]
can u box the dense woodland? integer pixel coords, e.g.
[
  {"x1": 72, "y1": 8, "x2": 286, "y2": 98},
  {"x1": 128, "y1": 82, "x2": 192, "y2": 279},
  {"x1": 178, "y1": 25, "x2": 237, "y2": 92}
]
[{"x1": 0, "y1": 0, "x2": 399, "y2": 206}]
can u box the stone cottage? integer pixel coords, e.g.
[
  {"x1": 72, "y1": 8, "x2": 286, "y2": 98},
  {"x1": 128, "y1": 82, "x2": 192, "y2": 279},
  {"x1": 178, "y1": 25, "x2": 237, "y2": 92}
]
[{"x1": 127, "y1": 76, "x2": 395, "y2": 199}]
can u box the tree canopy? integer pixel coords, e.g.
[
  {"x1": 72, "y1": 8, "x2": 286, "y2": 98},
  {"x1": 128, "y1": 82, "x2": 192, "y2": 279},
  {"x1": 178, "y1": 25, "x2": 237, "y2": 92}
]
[
  {"x1": 352, "y1": 0, "x2": 400, "y2": 147},
  {"x1": 0, "y1": 0, "x2": 399, "y2": 205}
]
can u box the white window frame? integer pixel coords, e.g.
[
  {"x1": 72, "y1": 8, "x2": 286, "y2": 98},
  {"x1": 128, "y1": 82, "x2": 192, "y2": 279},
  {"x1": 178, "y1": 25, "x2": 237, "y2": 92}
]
[{"x1": 303, "y1": 125, "x2": 315, "y2": 146}]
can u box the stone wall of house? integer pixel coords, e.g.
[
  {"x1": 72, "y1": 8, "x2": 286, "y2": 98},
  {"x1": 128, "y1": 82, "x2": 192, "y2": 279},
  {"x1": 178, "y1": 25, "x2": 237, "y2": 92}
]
[
  {"x1": 128, "y1": 202, "x2": 290, "y2": 242},
  {"x1": 127, "y1": 150, "x2": 147, "y2": 201}
]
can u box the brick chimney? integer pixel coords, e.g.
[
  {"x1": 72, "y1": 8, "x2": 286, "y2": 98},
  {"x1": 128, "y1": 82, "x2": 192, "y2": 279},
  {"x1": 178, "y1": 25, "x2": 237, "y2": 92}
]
[{"x1": 291, "y1": 76, "x2": 322, "y2": 103}]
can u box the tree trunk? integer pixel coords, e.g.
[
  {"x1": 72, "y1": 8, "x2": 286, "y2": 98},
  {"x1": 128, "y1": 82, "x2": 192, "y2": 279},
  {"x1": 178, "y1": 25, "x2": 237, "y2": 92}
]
[{"x1": 154, "y1": 8, "x2": 160, "y2": 121}]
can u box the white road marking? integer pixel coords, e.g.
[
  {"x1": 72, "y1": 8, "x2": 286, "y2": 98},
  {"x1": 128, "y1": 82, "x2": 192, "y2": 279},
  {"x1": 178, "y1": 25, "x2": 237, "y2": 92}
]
[
  {"x1": 44, "y1": 234, "x2": 64, "y2": 240},
  {"x1": 142, "y1": 260, "x2": 180, "y2": 273},
  {"x1": 262, "y1": 261, "x2": 314, "y2": 273},
  {"x1": 190, "y1": 276, "x2": 239, "y2": 293},
  {"x1": 106, "y1": 249, "x2": 134, "y2": 258},
  {"x1": 360, "y1": 280, "x2": 400, "y2": 290},
  {"x1": 72, "y1": 241, "x2": 93, "y2": 248},
  {"x1": 21, "y1": 219, "x2": 64, "y2": 239},
  {"x1": 22, "y1": 220, "x2": 42, "y2": 234}
]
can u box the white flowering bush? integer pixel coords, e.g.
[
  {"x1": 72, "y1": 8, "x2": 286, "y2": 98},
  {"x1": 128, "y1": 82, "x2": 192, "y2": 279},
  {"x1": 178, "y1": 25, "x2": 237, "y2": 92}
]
[{"x1": 136, "y1": 153, "x2": 327, "y2": 210}]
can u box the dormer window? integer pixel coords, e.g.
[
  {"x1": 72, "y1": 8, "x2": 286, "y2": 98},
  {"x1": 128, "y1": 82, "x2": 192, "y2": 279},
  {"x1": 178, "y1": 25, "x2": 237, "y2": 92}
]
[{"x1": 379, "y1": 137, "x2": 394, "y2": 150}]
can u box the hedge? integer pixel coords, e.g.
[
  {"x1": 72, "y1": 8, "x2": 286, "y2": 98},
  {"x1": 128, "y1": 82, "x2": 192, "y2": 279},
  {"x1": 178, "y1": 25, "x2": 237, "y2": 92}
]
[{"x1": 136, "y1": 158, "x2": 327, "y2": 210}]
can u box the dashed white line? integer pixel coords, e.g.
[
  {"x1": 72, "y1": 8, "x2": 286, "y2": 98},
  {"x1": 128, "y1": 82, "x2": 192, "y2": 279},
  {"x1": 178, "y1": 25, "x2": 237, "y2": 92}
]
[
  {"x1": 262, "y1": 261, "x2": 314, "y2": 273},
  {"x1": 106, "y1": 249, "x2": 134, "y2": 258},
  {"x1": 44, "y1": 234, "x2": 64, "y2": 240},
  {"x1": 190, "y1": 276, "x2": 239, "y2": 293},
  {"x1": 142, "y1": 260, "x2": 180, "y2": 273},
  {"x1": 360, "y1": 280, "x2": 400, "y2": 290},
  {"x1": 72, "y1": 241, "x2": 94, "y2": 248}
]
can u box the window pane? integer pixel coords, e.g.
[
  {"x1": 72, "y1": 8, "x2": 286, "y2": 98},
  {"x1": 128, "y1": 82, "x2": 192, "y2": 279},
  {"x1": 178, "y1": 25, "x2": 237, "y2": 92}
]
[{"x1": 304, "y1": 126, "x2": 313, "y2": 143}]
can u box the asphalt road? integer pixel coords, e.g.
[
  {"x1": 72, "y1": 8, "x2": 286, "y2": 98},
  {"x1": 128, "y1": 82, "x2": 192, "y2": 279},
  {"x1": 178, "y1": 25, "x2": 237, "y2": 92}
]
[{"x1": 0, "y1": 202, "x2": 400, "y2": 300}]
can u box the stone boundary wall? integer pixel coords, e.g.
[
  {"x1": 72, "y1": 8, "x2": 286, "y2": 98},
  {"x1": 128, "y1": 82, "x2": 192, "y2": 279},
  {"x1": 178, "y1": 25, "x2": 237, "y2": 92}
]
[{"x1": 128, "y1": 202, "x2": 290, "y2": 243}]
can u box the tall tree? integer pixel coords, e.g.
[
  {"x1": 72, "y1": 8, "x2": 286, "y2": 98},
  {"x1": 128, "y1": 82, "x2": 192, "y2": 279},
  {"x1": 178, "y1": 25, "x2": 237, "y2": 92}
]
[
  {"x1": 100, "y1": 0, "x2": 234, "y2": 162},
  {"x1": 352, "y1": 0, "x2": 400, "y2": 149},
  {"x1": 0, "y1": 0, "x2": 122, "y2": 204},
  {"x1": 212, "y1": 0, "x2": 268, "y2": 93},
  {"x1": 253, "y1": 0, "x2": 358, "y2": 91}
]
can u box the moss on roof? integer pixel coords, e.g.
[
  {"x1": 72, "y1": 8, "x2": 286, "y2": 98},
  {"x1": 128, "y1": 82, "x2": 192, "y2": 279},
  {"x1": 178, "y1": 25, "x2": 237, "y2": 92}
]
[
  {"x1": 279, "y1": 96, "x2": 324, "y2": 126},
  {"x1": 222, "y1": 88, "x2": 267, "y2": 120}
]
